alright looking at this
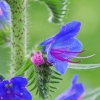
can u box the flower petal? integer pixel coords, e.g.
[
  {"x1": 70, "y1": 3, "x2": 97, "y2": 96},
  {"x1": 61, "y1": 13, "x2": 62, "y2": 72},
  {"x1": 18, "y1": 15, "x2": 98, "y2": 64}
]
[
  {"x1": 72, "y1": 74, "x2": 78, "y2": 85},
  {"x1": 10, "y1": 76, "x2": 28, "y2": 88},
  {"x1": 0, "y1": 80, "x2": 9, "y2": 96},
  {"x1": 53, "y1": 59, "x2": 68, "y2": 74},
  {"x1": 71, "y1": 83, "x2": 84, "y2": 99},
  {"x1": 54, "y1": 21, "x2": 81, "y2": 40},
  {"x1": 53, "y1": 38, "x2": 82, "y2": 57},
  {"x1": 13, "y1": 88, "x2": 32, "y2": 100},
  {"x1": 54, "y1": 38, "x2": 82, "y2": 51}
]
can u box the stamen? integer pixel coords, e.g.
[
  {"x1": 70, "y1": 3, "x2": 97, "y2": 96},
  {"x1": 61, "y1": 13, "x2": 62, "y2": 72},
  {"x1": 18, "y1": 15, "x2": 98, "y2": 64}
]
[
  {"x1": 51, "y1": 53, "x2": 81, "y2": 64},
  {"x1": 72, "y1": 54, "x2": 95, "y2": 59},
  {"x1": 66, "y1": 59, "x2": 82, "y2": 64},
  {"x1": 66, "y1": 50, "x2": 86, "y2": 54}
]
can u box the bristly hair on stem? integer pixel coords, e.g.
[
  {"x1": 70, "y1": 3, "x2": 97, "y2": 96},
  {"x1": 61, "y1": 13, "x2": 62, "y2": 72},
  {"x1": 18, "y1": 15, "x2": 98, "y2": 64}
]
[{"x1": 6, "y1": 0, "x2": 28, "y2": 76}]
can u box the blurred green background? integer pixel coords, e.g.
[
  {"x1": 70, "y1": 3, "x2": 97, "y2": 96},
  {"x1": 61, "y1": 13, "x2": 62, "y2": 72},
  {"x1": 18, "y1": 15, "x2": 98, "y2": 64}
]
[{"x1": 0, "y1": 0, "x2": 100, "y2": 99}]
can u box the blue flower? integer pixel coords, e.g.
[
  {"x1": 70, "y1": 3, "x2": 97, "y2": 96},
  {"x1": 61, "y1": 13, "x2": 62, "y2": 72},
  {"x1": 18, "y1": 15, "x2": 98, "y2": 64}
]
[
  {"x1": 0, "y1": 1, "x2": 10, "y2": 29},
  {"x1": 0, "y1": 76, "x2": 32, "y2": 100},
  {"x1": 55, "y1": 74, "x2": 84, "y2": 100},
  {"x1": 40, "y1": 21, "x2": 83, "y2": 74}
]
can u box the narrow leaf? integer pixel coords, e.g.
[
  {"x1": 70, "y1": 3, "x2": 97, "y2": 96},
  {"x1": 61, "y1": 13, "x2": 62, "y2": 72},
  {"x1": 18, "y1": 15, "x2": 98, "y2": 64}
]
[
  {"x1": 51, "y1": 75, "x2": 62, "y2": 80},
  {"x1": 68, "y1": 63, "x2": 100, "y2": 70},
  {"x1": 50, "y1": 86, "x2": 58, "y2": 90},
  {"x1": 15, "y1": 58, "x2": 32, "y2": 76},
  {"x1": 27, "y1": 70, "x2": 34, "y2": 80},
  {"x1": 50, "y1": 81, "x2": 60, "y2": 83},
  {"x1": 30, "y1": 84, "x2": 37, "y2": 91},
  {"x1": 27, "y1": 77, "x2": 35, "y2": 87}
]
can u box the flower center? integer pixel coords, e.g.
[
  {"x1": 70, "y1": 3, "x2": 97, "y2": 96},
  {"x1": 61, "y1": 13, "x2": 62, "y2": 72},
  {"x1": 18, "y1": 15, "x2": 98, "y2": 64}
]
[
  {"x1": 0, "y1": 83, "x2": 24, "y2": 100},
  {"x1": 50, "y1": 49, "x2": 84, "y2": 63}
]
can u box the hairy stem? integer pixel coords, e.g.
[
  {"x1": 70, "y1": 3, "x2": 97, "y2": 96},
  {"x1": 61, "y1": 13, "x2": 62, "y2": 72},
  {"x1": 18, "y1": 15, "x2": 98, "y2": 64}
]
[{"x1": 6, "y1": 0, "x2": 27, "y2": 75}]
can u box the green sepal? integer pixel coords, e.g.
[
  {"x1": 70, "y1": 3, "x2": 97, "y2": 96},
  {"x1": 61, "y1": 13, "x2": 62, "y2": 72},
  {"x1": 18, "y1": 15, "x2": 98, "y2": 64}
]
[
  {"x1": 51, "y1": 75, "x2": 63, "y2": 80},
  {"x1": 15, "y1": 57, "x2": 32, "y2": 76},
  {"x1": 49, "y1": 86, "x2": 58, "y2": 90},
  {"x1": 50, "y1": 81, "x2": 60, "y2": 83}
]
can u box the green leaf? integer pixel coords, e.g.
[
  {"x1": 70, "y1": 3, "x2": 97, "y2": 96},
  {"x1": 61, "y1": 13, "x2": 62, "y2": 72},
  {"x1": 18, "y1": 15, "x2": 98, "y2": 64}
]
[
  {"x1": 50, "y1": 81, "x2": 60, "y2": 83},
  {"x1": 0, "y1": 31, "x2": 5, "y2": 45},
  {"x1": 30, "y1": 84, "x2": 37, "y2": 91},
  {"x1": 27, "y1": 77, "x2": 35, "y2": 87},
  {"x1": 0, "y1": 75, "x2": 5, "y2": 81},
  {"x1": 27, "y1": 70, "x2": 34, "y2": 80},
  {"x1": 36, "y1": 0, "x2": 69, "y2": 23},
  {"x1": 50, "y1": 86, "x2": 58, "y2": 90},
  {"x1": 15, "y1": 58, "x2": 32, "y2": 76},
  {"x1": 68, "y1": 63, "x2": 100, "y2": 70},
  {"x1": 51, "y1": 75, "x2": 62, "y2": 80}
]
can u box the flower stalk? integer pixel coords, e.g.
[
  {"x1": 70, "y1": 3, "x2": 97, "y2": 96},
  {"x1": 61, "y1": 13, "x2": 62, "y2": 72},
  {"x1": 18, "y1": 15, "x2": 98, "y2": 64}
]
[{"x1": 6, "y1": 0, "x2": 27, "y2": 75}]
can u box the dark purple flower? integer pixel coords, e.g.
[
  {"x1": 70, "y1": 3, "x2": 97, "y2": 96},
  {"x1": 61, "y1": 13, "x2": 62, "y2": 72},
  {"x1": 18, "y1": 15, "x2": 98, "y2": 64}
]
[
  {"x1": 55, "y1": 74, "x2": 84, "y2": 100},
  {"x1": 0, "y1": 1, "x2": 10, "y2": 29},
  {"x1": 0, "y1": 76, "x2": 32, "y2": 100},
  {"x1": 40, "y1": 21, "x2": 83, "y2": 74}
]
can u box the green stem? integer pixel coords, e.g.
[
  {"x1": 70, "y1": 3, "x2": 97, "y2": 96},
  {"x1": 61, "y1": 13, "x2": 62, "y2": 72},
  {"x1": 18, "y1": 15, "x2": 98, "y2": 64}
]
[{"x1": 6, "y1": 0, "x2": 27, "y2": 75}]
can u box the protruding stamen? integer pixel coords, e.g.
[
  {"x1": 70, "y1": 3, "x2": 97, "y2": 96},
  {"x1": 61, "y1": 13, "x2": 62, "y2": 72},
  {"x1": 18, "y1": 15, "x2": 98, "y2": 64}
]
[
  {"x1": 72, "y1": 54, "x2": 95, "y2": 59},
  {"x1": 66, "y1": 50, "x2": 86, "y2": 54},
  {"x1": 66, "y1": 59, "x2": 82, "y2": 64},
  {"x1": 51, "y1": 53, "x2": 81, "y2": 64}
]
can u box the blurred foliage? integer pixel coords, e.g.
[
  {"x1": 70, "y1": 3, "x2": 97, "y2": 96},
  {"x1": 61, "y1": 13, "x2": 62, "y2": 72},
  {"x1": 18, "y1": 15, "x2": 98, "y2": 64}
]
[
  {"x1": 36, "y1": 0, "x2": 69, "y2": 23},
  {"x1": 0, "y1": 0, "x2": 100, "y2": 99}
]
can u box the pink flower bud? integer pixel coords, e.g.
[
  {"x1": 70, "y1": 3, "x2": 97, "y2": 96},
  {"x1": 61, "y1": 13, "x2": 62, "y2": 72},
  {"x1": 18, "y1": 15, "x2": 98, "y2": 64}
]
[{"x1": 31, "y1": 52, "x2": 45, "y2": 66}]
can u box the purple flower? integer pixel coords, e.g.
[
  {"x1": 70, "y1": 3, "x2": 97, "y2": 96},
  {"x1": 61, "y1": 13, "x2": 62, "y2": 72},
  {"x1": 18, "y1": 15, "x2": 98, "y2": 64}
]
[
  {"x1": 55, "y1": 74, "x2": 84, "y2": 100},
  {"x1": 0, "y1": 76, "x2": 32, "y2": 100},
  {"x1": 0, "y1": 1, "x2": 10, "y2": 29},
  {"x1": 40, "y1": 21, "x2": 83, "y2": 74}
]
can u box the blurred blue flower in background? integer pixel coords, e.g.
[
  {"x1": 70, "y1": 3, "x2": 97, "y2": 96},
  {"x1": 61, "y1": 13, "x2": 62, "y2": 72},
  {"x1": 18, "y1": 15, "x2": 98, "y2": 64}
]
[
  {"x1": 0, "y1": 0, "x2": 11, "y2": 30},
  {"x1": 0, "y1": 76, "x2": 32, "y2": 100},
  {"x1": 55, "y1": 74, "x2": 84, "y2": 100},
  {"x1": 40, "y1": 21, "x2": 83, "y2": 74}
]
